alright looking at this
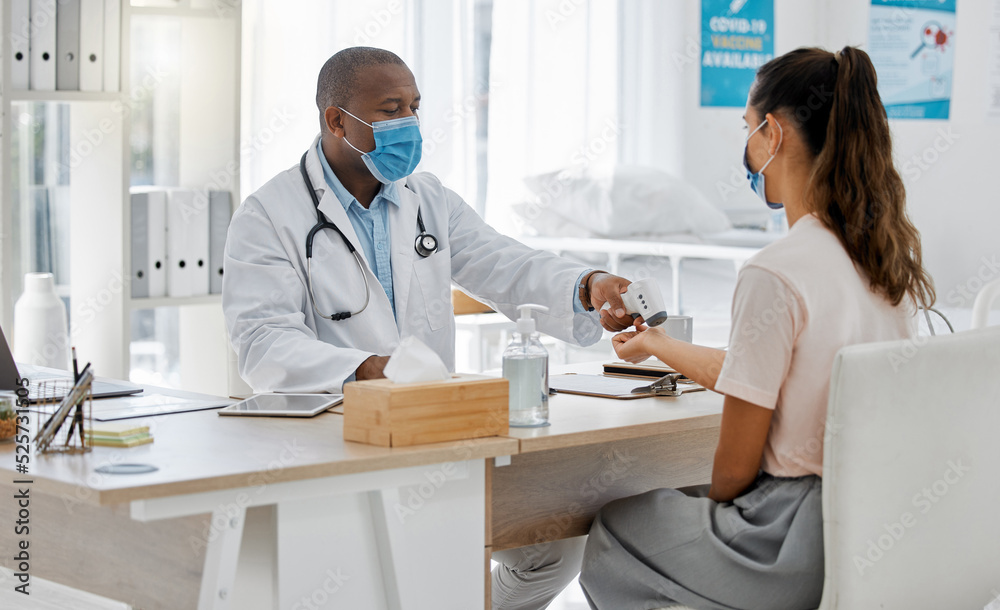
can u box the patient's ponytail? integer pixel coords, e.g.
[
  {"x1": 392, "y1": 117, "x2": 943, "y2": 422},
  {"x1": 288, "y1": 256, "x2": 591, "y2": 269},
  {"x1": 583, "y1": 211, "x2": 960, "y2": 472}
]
[{"x1": 750, "y1": 46, "x2": 935, "y2": 309}]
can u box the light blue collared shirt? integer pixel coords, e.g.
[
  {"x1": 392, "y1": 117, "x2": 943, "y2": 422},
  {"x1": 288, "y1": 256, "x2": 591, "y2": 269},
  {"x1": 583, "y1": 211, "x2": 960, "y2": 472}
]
[{"x1": 317, "y1": 141, "x2": 401, "y2": 318}]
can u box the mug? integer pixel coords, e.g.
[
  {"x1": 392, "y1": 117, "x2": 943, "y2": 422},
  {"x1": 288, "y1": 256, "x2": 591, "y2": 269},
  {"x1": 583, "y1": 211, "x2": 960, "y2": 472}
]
[{"x1": 661, "y1": 315, "x2": 693, "y2": 342}]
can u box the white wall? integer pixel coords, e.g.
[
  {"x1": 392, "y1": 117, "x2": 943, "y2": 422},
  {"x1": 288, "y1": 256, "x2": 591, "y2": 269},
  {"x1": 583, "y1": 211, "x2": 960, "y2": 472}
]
[
  {"x1": 823, "y1": 0, "x2": 1000, "y2": 311},
  {"x1": 660, "y1": 0, "x2": 999, "y2": 310}
]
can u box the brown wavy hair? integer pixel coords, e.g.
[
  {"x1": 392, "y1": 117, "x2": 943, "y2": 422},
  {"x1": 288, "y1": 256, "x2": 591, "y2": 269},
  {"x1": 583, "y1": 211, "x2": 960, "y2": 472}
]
[{"x1": 749, "y1": 46, "x2": 935, "y2": 308}]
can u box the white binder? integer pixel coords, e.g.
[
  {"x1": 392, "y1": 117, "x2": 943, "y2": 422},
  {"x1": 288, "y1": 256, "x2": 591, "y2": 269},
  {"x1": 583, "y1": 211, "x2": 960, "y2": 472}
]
[
  {"x1": 30, "y1": 0, "x2": 57, "y2": 91},
  {"x1": 56, "y1": 0, "x2": 80, "y2": 90},
  {"x1": 10, "y1": 0, "x2": 31, "y2": 89},
  {"x1": 147, "y1": 190, "x2": 167, "y2": 298},
  {"x1": 130, "y1": 188, "x2": 168, "y2": 299},
  {"x1": 166, "y1": 189, "x2": 210, "y2": 298},
  {"x1": 79, "y1": 0, "x2": 104, "y2": 91},
  {"x1": 102, "y1": 0, "x2": 120, "y2": 91},
  {"x1": 208, "y1": 191, "x2": 232, "y2": 295},
  {"x1": 130, "y1": 192, "x2": 150, "y2": 299}
]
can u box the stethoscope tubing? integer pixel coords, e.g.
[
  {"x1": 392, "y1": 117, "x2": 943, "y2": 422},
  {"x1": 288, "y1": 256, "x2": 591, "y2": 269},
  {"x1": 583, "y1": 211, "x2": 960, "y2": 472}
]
[{"x1": 298, "y1": 149, "x2": 436, "y2": 321}]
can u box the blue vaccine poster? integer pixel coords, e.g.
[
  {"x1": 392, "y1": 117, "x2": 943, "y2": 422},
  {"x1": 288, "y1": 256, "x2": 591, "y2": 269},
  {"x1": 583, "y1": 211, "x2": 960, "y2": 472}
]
[
  {"x1": 700, "y1": 0, "x2": 774, "y2": 108},
  {"x1": 868, "y1": 0, "x2": 957, "y2": 119}
]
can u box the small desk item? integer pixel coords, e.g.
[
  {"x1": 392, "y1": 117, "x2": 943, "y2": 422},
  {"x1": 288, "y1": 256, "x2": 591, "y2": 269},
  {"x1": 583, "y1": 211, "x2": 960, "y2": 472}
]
[
  {"x1": 550, "y1": 373, "x2": 704, "y2": 399},
  {"x1": 35, "y1": 367, "x2": 93, "y2": 452},
  {"x1": 602, "y1": 359, "x2": 677, "y2": 379},
  {"x1": 85, "y1": 422, "x2": 153, "y2": 448},
  {"x1": 217, "y1": 393, "x2": 343, "y2": 417},
  {"x1": 343, "y1": 375, "x2": 508, "y2": 447},
  {"x1": 629, "y1": 373, "x2": 704, "y2": 397},
  {"x1": 93, "y1": 393, "x2": 230, "y2": 421}
]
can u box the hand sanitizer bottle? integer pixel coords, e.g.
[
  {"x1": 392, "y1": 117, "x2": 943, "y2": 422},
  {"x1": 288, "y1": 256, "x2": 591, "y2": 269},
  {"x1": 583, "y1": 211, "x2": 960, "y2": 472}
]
[{"x1": 503, "y1": 304, "x2": 550, "y2": 427}]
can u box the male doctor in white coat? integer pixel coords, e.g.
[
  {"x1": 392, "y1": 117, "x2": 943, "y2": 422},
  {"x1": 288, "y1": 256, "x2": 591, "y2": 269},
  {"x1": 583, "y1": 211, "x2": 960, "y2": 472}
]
[{"x1": 223, "y1": 47, "x2": 637, "y2": 609}]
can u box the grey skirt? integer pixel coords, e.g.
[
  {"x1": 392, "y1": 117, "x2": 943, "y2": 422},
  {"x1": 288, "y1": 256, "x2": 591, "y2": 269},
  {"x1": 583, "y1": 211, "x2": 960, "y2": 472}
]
[{"x1": 579, "y1": 471, "x2": 824, "y2": 610}]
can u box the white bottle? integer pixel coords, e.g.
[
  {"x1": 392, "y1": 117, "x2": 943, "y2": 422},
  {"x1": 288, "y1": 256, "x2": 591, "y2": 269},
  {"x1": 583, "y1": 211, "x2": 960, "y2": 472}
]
[
  {"x1": 503, "y1": 304, "x2": 550, "y2": 427},
  {"x1": 13, "y1": 272, "x2": 70, "y2": 369}
]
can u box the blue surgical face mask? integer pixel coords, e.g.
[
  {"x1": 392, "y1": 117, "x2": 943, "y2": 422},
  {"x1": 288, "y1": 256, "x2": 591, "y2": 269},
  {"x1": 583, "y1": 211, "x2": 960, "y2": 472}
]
[
  {"x1": 743, "y1": 118, "x2": 784, "y2": 210},
  {"x1": 339, "y1": 107, "x2": 423, "y2": 184}
]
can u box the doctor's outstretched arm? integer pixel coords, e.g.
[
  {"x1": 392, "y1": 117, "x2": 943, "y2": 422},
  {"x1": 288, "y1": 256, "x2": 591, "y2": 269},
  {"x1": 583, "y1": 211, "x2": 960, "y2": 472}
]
[{"x1": 445, "y1": 196, "x2": 636, "y2": 345}]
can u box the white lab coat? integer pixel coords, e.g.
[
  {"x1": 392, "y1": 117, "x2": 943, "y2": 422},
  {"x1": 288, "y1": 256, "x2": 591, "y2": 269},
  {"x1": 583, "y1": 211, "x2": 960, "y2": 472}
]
[{"x1": 223, "y1": 135, "x2": 602, "y2": 393}]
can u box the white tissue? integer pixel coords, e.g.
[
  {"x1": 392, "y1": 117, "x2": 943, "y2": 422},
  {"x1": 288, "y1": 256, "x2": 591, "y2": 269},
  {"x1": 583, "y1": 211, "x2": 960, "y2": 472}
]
[{"x1": 383, "y1": 336, "x2": 451, "y2": 383}]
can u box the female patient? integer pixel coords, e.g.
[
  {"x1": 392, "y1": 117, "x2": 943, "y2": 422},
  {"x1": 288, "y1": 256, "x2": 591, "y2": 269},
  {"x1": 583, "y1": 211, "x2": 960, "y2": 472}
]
[{"x1": 579, "y1": 46, "x2": 935, "y2": 609}]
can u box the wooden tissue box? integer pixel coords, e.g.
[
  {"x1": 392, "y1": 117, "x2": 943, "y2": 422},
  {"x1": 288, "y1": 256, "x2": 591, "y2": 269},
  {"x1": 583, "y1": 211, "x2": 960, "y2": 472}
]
[{"x1": 343, "y1": 375, "x2": 509, "y2": 447}]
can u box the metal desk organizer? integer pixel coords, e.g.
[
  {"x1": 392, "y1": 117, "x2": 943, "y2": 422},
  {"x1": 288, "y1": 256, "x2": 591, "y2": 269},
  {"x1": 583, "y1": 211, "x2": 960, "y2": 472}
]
[
  {"x1": 631, "y1": 372, "x2": 697, "y2": 397},
  {"x1": 32, "y1": 370, "x2": 93, "y2": 454}
]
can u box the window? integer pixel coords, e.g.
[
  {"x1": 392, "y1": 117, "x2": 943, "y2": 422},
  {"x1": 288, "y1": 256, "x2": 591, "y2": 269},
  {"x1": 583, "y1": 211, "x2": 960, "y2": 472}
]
[{"x1": 10, "y1": 103, "x2": 72, "y2": 311}]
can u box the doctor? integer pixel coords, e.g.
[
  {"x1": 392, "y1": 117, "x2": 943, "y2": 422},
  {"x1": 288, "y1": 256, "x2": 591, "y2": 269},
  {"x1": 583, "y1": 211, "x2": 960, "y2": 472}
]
[{"x1": 223, "y1": 47, "x2": 636, "y2": 609}]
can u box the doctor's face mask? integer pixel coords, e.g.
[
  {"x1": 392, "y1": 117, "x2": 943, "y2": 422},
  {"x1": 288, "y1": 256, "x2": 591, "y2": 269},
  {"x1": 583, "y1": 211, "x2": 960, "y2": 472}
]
[{"x1": 339, "y1": 107, "x2": 423, "y2": 184}]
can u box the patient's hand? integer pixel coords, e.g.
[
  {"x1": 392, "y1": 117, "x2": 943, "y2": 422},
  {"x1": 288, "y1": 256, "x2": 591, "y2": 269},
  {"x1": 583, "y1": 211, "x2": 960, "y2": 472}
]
[{"x1": 612, "y1": 325, "x2": 666, "y2": 363}]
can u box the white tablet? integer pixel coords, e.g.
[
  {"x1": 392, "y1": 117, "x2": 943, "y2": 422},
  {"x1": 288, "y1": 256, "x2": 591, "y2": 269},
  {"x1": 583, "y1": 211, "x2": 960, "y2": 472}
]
[{"x1": 217, "y1": 393, "x2": 344, "y2": 417}]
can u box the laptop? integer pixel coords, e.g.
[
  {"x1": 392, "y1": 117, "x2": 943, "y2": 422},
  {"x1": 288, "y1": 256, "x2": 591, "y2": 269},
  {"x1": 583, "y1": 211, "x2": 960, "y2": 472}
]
[{"x1": 0, "y1": 325, "x2": 143, "y2": 403}]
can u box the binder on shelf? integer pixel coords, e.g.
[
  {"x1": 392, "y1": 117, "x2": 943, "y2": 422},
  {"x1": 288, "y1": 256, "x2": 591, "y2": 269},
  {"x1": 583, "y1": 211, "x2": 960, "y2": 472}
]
[
  {"x1": 30, "y1": 0, "x2": 58, "y2": 91},
  {"x1": 10, "y1": 0, "x2": 31, "y2": 89},
  {"x1": 166, "y1": 189, "x2": 210, "y2": 298},
  {"x1": 78, "y1": 0, "x2": 104, "y2": 92},
  {"x1": 147, "y1": 190, "x2": 167, "y2": 298},
  {"x1": 130, "y1": 194, "x2": 150, "y2": 299},
  {"x1": 130, "y1": 188, "x2": 167, "y2": 299},
  {"x1": 208, "y1": 190, "x2": 232, "y2": 295},
  {"x1": 102, "y1": 0, "x2": 120, "y2": 92},
  {"x1": 56, "y1": 0, "x2": 80, "y2": 90}
]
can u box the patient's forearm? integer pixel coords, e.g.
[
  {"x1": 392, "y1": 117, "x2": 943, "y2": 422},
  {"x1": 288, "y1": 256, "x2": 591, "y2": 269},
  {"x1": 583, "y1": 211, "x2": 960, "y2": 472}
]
[{"x1": 644, "y1": 334, "x2": 726, "y2": 391}]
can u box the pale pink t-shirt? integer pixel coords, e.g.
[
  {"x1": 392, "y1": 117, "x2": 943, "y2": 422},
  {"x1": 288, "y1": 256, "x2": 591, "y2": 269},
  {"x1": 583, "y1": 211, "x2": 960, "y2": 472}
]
[{"x1": 715, "y1": 214, "x2": 916, "y2": 477}]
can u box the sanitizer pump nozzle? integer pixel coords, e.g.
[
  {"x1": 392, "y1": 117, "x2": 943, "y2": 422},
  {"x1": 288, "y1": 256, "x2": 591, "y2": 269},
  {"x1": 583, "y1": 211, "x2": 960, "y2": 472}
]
[{"x1": 515, "y1": 303, "x2": 548, "y2": 335}]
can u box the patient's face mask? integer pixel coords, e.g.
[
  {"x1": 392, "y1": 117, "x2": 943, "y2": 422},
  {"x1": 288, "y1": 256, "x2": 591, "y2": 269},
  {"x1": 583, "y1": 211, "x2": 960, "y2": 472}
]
[
  {"x1": 743, "y1": 118, "x2": 784, "y2": 210},
  {"x1": 339, "y1": 107, "x2": 423, "y2": 184}
]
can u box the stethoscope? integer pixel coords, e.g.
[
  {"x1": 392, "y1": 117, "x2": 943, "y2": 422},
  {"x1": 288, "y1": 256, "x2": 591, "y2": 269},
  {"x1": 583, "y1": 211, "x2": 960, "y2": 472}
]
[{"x1": 299, "y1": 151, "x2": 438, "y2": 321}]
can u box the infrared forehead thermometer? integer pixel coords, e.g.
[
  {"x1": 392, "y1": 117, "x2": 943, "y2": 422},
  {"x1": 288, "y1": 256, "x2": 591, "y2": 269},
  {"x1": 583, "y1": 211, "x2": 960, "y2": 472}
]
[{"x1": 620, "y1": 278, "x2": 669, "y2": 327}]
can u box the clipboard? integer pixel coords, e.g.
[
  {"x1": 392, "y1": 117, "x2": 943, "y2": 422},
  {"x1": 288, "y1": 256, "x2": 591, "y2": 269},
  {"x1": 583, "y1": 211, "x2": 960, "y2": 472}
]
[{"x1": 549, "y1": 373, "x2": 705, "y2": 400}]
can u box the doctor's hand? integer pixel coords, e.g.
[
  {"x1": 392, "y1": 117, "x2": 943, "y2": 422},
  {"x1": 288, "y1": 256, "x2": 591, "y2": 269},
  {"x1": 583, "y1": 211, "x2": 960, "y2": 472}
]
[
  {"x1": 612, "y1": 324, "x2": 668, "y2": 363},
  {"x1": 356, "y1": 355, "x2": 390, "y2": 381},
  {"x1": 586, "y1": 272, "x2": 641, "y2": 332}
]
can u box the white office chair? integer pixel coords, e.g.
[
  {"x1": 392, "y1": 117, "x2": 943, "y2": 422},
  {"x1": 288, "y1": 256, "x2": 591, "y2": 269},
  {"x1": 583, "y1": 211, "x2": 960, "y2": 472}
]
[
  {"x1": 971, "y1": 277, "x2": 1000, "y2": 329},
  {"x1": 818, "y1": 325, "x2": 1000, "y2": 609}
]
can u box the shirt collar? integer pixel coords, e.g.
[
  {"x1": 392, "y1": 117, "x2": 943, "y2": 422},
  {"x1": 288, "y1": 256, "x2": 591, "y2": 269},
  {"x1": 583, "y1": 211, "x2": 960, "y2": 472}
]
[{"x1": 316, "y1": 140, "x2": 401, "y2": 211}]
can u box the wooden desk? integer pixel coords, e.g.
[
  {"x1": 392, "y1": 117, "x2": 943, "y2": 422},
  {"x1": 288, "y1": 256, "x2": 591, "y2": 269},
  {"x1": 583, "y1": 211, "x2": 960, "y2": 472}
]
[
  {"x1": 1, "y1": 364, "x2": 722, "y2": 610},
  {"x1": 490, "y1": 364, "x2": 724, "y2": 551},
  {"x1": 0, "y1": 387, "x2": 517, "y2": 610}
]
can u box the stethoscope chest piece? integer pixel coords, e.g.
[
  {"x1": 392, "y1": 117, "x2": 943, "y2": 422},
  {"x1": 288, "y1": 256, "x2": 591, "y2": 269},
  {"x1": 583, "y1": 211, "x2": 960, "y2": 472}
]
[{"x1": 415, "y1": 233, "x2": 437, "y2": 258}]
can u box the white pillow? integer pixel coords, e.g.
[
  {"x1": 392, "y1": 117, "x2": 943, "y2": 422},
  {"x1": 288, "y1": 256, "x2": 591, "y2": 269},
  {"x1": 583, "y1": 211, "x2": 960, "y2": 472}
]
[{"x1": 521, "y1": 165, "x2": 732, "y2": 238}]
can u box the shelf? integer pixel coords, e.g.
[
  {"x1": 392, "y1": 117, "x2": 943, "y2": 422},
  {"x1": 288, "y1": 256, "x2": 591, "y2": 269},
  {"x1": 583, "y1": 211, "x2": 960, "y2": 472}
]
[
  {"x1": 6, "y1": 91, "x2": 123, "y2": 103},
  {"x1": 129, "y1": 6, "x2": 238, "y2": 19},
  {"x1": 129, "y1": 294, "x2": 222, "y2": 310}
]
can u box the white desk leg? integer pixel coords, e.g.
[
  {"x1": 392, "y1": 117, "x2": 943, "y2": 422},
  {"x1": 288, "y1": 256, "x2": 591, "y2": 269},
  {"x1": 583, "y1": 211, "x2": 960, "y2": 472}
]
[
  {"x1": 473, "y1": 325, "x2": 484, "y2": 373},
  {"x1": 276, "y1": 460, "x2": 486, "y2": 610},
  {"x1": 198, "y1": 505, "x2": 246, "y2": 610}
]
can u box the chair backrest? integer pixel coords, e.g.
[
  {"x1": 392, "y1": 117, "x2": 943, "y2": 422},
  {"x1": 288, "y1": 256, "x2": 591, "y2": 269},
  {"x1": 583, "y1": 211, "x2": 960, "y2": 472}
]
[
  {"x1": 819, "y1": 326, "x2": 1000, "y2": 609},
  {"x1": 971, "y1": 277, "x2": 1000, "y2": 329}
]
